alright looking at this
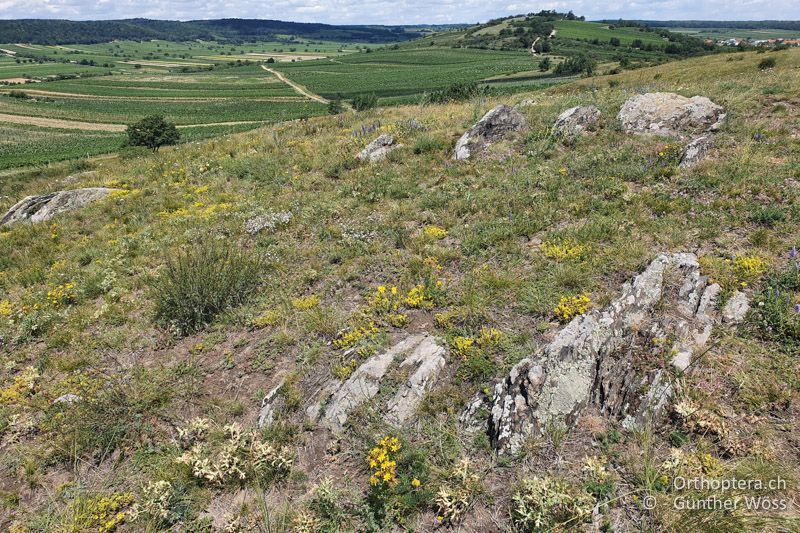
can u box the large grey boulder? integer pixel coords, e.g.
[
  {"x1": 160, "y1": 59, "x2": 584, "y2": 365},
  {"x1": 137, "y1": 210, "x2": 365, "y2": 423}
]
[
  {"x1": 463, "y1": 253, "x2": 721, "y2": 454},
  {"x1": 553, "y1": 105, "x2": 601, "y2": 138},
  {"x1": 311, "y1": 333, "x2": 446, "y2": 432},
  {"x1": 679, "y1": 133, "x2": 716, "y2": 169},
  {"x1": 1, "y1": 187, "x2": 117, "y2": 226},
  {"x1": 453, "y1": 104, "x2": 526, "y2": 160},
  {"x1": 617, "y1": 92, "x2": 725, "y2": 136},
  {"x1": 356, "y1": 133, "x2": 399, "y2": 163}
]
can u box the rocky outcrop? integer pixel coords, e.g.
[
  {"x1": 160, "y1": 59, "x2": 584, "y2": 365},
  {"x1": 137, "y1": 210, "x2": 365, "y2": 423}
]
[
  {"x1": 385, "y1": 337, "x2": 447, "y2": 426},
  {"x1": 463, "y1": 253, "x2": 721, "y2": 454},
  {"x1": 257, "y1": 381, "x2": 285, "y2": 428},
  {"x1": 617, "y1": 93, "x2": 725, "y2": 136},
  {"x1": 356, "y1": 134, "x2": 400, "y2": 163},
  {"x1": 1, "y1": 187, "x2": 117, "y2": 226},
  {"x1": 453, "y1": 104, "x2": 526, "y2": 160},
  {"x1": 312, "y1": 334, "x2": 446, "y2": 431},
  {"x1": 679, "y1": 133, "x2": 715, "y2": 169},
  {"x1": 553, "y1": 105, "x2": 601, "y2": 138}
]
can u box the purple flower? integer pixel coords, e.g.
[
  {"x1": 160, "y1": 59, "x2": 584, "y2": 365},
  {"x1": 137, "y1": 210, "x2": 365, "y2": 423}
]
[
  {"x1": 795, "y1": 304, "x2": 800, "y2": 313},
  {"x1": 790, "y1": 247, "x2": 798, "y2": 259}
]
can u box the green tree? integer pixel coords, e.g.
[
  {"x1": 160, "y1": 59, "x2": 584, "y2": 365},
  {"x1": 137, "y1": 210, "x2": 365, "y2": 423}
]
[
  {"x1": 351, "y1": 93, "x2": 378, "y2": 112},
  {"x1": 126, "y1": 115, "x2": 180, "y2": 152},
  {"x1": 539, "y1": 57, "x2": 551, "y2": 72}
]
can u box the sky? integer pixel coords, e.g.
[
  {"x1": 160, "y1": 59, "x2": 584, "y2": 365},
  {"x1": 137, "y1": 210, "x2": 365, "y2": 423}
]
[{"x1": 0, "y1": 0, "x2": 798, "y2": 24}]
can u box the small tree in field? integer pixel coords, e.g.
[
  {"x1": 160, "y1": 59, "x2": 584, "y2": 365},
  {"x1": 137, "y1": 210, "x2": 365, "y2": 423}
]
[
  {"x1": 126, "y1": 115, "x2": 180, "y2": 152},
  {"x1": 539, "y1": 57, "x2": 551, "y2": 72}
]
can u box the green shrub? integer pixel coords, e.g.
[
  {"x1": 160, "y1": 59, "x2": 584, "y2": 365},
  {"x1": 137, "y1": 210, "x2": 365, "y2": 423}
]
[
  {"x1": 421, "y1": 81, "x2": 490, "y2": 105},
  {"x1": 412, "y1": 134, "x2": 445, "y2": 154},
  {"x1": 554, "y1": 54, "x2": 597, "y2": 76},
  {"x1": 153, "y1": 243, "x2": 264, "y2": 335},
  {"x1": 758, "y1": 57, "x2": 776, "y2": 70},
  {"x1": 351, "y1": 93, "x2": 378, "y2": 111}
]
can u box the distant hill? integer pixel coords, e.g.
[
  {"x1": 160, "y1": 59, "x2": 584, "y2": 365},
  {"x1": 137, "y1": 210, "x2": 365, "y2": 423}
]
[
  {"x1": 401, "y1": 11, "x2": 713, "y2": 63},
  {"x1": 0, "y1": 18, "x2": 426, "y2": 45},
  {"x1": 614, "y1": 20, "x2": 800, "y2": 31}
]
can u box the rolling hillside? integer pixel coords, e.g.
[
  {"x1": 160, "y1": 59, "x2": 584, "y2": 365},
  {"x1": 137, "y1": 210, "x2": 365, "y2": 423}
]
[
  {"x1": 0, "y1": 18, "x2": 426, "y2": 45},
  {"x1": 1, "y1": 47, "x2": 799, "y2": 531}
]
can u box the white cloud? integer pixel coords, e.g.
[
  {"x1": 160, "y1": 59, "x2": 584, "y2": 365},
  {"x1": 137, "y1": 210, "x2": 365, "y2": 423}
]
[{"x1": 0, "y1": 0, "x2": 797, "y2": 23}]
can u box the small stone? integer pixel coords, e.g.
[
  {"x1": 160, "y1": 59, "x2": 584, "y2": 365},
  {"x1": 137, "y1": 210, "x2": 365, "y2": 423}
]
[
  {"x1": 53, "y1": 393, "x2": 81, "y2": 405},
  {"x1": 553, "y1": 105, "x2": 601, "y2": 138},
  {"x1": 679, "y1": 133, "x2": 715, "y2": 169},
  {"x1": 722, "y1": 291, "x2": 750, "y2": 324},
  {"x1": 356, "y1": 133, "x2": 399, "y2": 163}
]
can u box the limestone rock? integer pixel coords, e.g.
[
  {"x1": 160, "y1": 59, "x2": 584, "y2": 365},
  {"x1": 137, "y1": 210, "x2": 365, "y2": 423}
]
[
  {"x1": 722, "y1": 290, "x2": 750, "y2": 324},
  {"x1": 553, "y1": 105, "x2": 601, "y2": 138},
  {"x1": 356, "y1": 133, "x2": 399, "y2": 163},
  {"x1": 385, "y1": 336, "x2": 447, "y2": 426},
  {"x1": 679, "y1": 133, "x2": 715, "y2": 169},
  {"x1": 316, "y1": 334, "x2": 443, "y2": 432},
  {"x1": 257, "y1": 381, "x2": 285, "y2": 428},
  {"x1": 53, "y1": 393, "x2": 81, "y2": 405},
  {"x1": 518, "y1": 98, "x2": 536, "y2": 107},
  {"x1": 1, "y1": 187, "x2": 117, "y2": 226},
  {"x1": 617, "y1": 92, "x2": 725, "y2": 136},
  {"x1": 453, "y1": 104, "x2": 526, "y2": 160},
  {"x1": 466, "y1": 253, "x2": 719, "y2": 454}
]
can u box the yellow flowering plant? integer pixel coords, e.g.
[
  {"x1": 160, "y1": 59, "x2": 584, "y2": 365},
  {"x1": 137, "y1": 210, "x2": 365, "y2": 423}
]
[{"x1": 554, "y1": 294, "x2": 591, "y2": 322}]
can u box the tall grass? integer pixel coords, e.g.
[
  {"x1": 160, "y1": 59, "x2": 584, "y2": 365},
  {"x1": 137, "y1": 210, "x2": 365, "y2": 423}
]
[{"x1": 153, "y1": 242, "x2": 264, "y2": 336}]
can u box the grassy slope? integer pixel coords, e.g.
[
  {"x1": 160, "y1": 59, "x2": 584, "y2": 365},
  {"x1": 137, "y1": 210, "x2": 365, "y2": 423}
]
[{"x1": 0, "y1": 49, "x2": 799, "y2": 531}]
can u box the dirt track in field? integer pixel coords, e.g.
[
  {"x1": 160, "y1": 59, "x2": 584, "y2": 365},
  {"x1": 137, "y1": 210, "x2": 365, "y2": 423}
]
[
  {"x1": 261, "y1": 65, "x2": 329, "y2": 104},
  {"x1": 0, "y1": 113, "x2": 127, "y2": 131}
]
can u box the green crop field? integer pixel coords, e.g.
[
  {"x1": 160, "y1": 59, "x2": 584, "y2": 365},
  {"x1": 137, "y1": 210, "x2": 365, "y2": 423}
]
[
  {"x1": 272, "y1": 47, "x2": 542, "y2": 99},
  {"x1": 553, "y1": 20, "x2": 667, "y2": 45},
  {"x1": 0, "y1": 94, "x2": 326, "y2": 125},
  {"x1": 664, "y1": 27, "x2": 800, "y2": 40},
  {"x1": 18, "y1": 66, "x2": 301, "y2": 98},
  {"x1": 0, "y1": 123, "x2": 122, "y2": 170}
]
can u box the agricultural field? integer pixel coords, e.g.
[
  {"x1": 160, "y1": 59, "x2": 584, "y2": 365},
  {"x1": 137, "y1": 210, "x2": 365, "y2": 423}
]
[
  {"x1": 663, "y1": 27, "x2": 800, "y2": 40},
  {"x1": 0, "y1": 123, "x2": 123, "y2": 170},
  {"x1": 0, "y1": 122, "x2": 265, "y2": 170},
  {"x1": 553, "y1": 20, "x2": 667, "y2": 45},
  {"x1": 271, "y1": 47, "x2": 544, "y2": 99}
]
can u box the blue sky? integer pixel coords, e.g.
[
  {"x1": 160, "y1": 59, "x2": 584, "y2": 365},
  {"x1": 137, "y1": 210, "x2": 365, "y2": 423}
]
[{"x1": 0, "y1": 0, "x2": 797, "y2": 24}]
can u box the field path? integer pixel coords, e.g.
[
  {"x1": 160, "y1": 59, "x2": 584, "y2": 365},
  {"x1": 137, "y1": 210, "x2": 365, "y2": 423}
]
[
  {"x1": 0, "y1": 113, "x2": 126, "y2": 131},
  {"x1": 0, "y1": 113, "x2": 266, "y2": 132},
  {"x1": 261, "y1": 65, "x2": 328, "y2": 104}
]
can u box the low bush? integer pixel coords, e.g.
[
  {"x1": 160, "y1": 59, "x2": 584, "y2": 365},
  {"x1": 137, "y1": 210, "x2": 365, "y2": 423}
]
[
  {"x1": 352, "y1": 93, "x2": 378, "y2": 111},
  {"x1": 758, "y1": 57, "x2": 776, "y2": 70},
  {"x1": 153, "y1": 243, "x2": 264, "y2": 335}
]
